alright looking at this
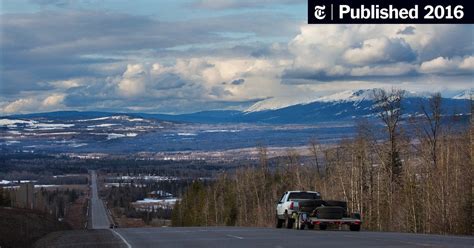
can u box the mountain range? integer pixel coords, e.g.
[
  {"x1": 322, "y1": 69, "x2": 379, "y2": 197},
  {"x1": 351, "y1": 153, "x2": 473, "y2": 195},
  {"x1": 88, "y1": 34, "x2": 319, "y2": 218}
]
[{"x1": 6, "y1": 89, "x2": 471, "y2": 124}]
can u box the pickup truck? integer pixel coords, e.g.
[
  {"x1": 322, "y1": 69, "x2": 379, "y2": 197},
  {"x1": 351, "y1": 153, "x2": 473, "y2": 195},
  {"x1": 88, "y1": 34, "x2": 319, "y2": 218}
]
[{"x1": 276, "y1": 191, "x2": 361, "y2": 231}]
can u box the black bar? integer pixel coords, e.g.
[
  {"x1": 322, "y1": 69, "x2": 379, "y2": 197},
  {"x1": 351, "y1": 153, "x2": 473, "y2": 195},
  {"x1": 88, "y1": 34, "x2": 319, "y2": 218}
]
[{"x1": 308, "y1": 0, "x2": 474, "y2": 24}]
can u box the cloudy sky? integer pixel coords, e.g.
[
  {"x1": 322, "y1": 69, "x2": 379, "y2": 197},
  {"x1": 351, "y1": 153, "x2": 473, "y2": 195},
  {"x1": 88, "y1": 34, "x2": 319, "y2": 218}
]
[{"x1": 0, "y1": 0, "x2": 473, "y2": 114}]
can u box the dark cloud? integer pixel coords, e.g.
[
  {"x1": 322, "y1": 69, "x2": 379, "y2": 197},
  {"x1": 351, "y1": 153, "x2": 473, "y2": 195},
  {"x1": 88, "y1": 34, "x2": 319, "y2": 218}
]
[
  {"x1": 417, "y1": 25, "x2": 474, "y2": 61},
  {"x1": 63, "y1": 81, "x2": 119, "y2": 107},
  {"x1": 152, "y1": 73, "x2": 189, "y2": 90},
  {"x1": 343, "y1": 37, "x2": 417, "y2": 65},
  {"x1": 397, "y1": 26, "x2": 416, "y2": 35},
  {"x1": 281, "y1": 67, "x2": 419, "y2": 84},
  {"x1": 210, "y1": 86, "x2": 233, "y2": 97},
  {"x1": 231, "y1": 78, "x2": 245, "y2": 85}
]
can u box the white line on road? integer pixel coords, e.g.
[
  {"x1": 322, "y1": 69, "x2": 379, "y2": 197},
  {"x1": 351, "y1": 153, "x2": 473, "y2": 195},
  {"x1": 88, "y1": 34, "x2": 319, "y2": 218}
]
[
  {"x1": 111, "y1": 229, "x2": 132, "y2": 248},
  {"x1": 226, "y1": 234, "x2": 244, "y2": 239}
]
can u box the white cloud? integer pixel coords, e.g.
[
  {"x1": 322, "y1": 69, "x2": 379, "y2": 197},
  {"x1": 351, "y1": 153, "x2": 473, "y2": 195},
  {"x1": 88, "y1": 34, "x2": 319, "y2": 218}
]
[
  {"x1": 284, "y1": 24, "x2": 472, "y2": 85},
  {"x1": 459, "y1": 56, "x2": 474, "y2": 71},
  {"x1": 48, "y1": 78, "x2": 85, "y2": 89},
  {"x1": 118, "y1": 64, "x2": 148, "y2": 97},
  {"x1": 2, "y1": 93, "x2": 66, "y2": 114},
  {"x1": 419, "y1": 56, "x2": 474, "y2": 75},
  {"x1": 2, "y1": 98, "x2": 38, "y2": 114},
  {"x1": 42, "y1": 93, "x2": 65, "y2": 107}
]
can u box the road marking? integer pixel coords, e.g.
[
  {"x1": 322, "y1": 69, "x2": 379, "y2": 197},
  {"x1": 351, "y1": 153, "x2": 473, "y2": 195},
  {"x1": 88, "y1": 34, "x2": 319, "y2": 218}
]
[
  {"x1": 226, "y1": 234, "x2": 244, "y2": 239},
  {"x1": 111, "y1": 229, "x2": 132, "y2": 248},
  {"x1": 341, "y1": 233, "x2": 432, "y2": 247}
]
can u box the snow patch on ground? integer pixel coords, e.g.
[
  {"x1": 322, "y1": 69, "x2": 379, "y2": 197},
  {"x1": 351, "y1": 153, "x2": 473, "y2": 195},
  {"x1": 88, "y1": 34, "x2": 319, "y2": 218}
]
[
  {"x1": 202, "y1": 129, "x2": 240, "y2": 133},
  {"x1": 78, "y1": 115, "x2": 146, "y2": 122},
  {"x1": 29, "y1": 123, "x2": 75, "y2": 130},
  {"x1": 34, "y1": 132, "x2": 78, "y2": 136},
  {"x1": 87, "y1": 123, "x2": 119, "y2": 128},
  {"x1": 106, "y1": 133, "x2": 138, "y2": 140},
  {"x1": 177, "y1": 132, "x2": 196, "y2": 136},
  {"x1": 0, "y1": 119, "x2": 36, "y2": 126}
]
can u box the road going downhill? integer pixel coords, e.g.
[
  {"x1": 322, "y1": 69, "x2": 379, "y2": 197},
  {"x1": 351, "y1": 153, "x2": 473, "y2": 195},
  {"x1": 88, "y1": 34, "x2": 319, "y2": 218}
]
[
  {"x1": 83, "y1": 174, "x2": 473, "y2": 248},
  {"x1": 115, "y1": 226, "x2": 474, "y2": 248},
  {"x1": 90, "y1": 170, "x2": 111, "y2": 229}
]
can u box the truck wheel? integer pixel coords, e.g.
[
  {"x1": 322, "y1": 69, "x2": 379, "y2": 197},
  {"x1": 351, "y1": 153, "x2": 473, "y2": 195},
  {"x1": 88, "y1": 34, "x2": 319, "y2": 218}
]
[
  {"x1": 297, "y1": 214, "x2": 305, "y2": 230},
  {"x1": 299, "y1": 223, "x2": 305, "y2": 230},
  {"x1": 285, "y1": 214, "x2": 294, "y2": 229},
  {"x1": 319, "y1": 224, "x2": 327, "y2": 230},
  {"x1": 276, "y1": 217, "x2": 284, "y2": 228},
  {"x1": 350, "y1": 224, "x2": 360, "y2": 231}
]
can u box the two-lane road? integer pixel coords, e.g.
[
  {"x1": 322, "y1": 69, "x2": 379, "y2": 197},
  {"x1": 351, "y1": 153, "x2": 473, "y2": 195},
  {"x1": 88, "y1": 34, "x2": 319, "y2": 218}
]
[
  {"x1": 89, "y1": 170, "x2": 111, "y2": 229},
  {"x1": 115, "y1": 227, "x2": 474, "y2": 248},
  {"x1": 85, "y1": 173, "x2": 472, "y2": 247}
]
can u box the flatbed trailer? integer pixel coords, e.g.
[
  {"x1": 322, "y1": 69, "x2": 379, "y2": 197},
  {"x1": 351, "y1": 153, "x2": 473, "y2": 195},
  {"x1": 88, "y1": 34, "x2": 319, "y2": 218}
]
[{"x1": 292, "y1": 212, "x2": 362, "y2": 231}]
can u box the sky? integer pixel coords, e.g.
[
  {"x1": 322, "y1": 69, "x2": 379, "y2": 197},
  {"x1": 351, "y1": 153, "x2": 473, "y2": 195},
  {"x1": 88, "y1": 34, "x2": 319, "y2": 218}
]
[{"x1": 0, "y1": 0, "x2": 473, "y2": 114}]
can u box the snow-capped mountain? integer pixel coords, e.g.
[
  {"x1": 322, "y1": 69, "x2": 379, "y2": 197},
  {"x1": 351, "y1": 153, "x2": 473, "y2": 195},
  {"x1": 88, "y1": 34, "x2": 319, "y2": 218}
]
[
  {"x1": 245, "y1": 95, "x2": 322, "y2": 113},
  {"x1": 4, "y1": 89, "x2": 471, "y2": 126},
  {"x1": 452, "y1": 90, "x2": 472, "y2": 100},
  {"x1": 245, "y1": 89, "x2": 425, "y2": 113}
]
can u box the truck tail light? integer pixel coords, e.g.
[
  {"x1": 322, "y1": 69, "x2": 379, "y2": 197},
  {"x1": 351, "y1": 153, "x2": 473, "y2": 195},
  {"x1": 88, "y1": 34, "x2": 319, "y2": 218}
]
[{"x1": 290, "y1": 202, "x2": 294, "y2": 210}]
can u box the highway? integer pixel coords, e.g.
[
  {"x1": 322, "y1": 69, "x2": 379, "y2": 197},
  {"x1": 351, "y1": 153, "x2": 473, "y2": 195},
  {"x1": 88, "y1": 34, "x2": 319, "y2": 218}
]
[
  {"x1": 89, "y1": 170, "x2": 111, "y2": 229},
  {"x1": 84, "y1": 173, "x2": 473, "y2": 247},
  {"x1": 114, "y1": 226, "x2": 474, "y2": 248}
]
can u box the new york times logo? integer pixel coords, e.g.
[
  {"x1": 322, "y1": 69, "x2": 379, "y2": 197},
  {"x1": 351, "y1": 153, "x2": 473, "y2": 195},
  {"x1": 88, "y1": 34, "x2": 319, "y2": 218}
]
[
  {"x1": 308, "y1": 0, "x2": 473, "y2": 24},
  {"x1": 314, "y1": 5, "x2": 326, "y2": 20}
]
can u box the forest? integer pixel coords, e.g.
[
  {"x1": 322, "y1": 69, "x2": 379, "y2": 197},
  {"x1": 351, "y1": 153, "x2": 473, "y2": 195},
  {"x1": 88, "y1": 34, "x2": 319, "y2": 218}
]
[{"x1": 172, "y1": 89, "x2": 473, "y2": 235}]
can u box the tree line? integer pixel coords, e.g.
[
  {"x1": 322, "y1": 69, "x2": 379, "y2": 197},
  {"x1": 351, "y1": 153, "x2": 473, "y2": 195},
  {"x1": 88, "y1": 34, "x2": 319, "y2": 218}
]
[{"x1": 172, "y1": 89, "x2": 473, "y2": 235}]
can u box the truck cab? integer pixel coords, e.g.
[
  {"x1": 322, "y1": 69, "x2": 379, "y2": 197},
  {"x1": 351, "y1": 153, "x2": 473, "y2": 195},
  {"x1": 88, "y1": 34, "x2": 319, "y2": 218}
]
[{"x1": 276, "y1": 191, "x2": 321, "y2": 228}]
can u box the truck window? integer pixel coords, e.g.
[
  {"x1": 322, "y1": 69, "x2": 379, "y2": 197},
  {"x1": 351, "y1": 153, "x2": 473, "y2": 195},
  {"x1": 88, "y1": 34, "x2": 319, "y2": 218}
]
[
  {"x1": 288, "y1": 192, "x2": 321, "y2": 200},
  {"x1": 278, "y1": 194, "x2": 286, "y2": 203}
]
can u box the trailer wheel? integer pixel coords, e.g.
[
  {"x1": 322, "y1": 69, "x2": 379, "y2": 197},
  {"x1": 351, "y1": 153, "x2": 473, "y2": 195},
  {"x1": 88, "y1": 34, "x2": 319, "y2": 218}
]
[
  {"x1": 285, "y1": 214, "x2": 294, "y2": 229},
  {"x1": 276, "y1": 217, "x2": 284, "y2": 228},
  {"x1": 319, "y1": 224, "x2": 327, "y2": 230},
  {"x1": 350, "y1": 224, "x2": 360, "y2": 231}
]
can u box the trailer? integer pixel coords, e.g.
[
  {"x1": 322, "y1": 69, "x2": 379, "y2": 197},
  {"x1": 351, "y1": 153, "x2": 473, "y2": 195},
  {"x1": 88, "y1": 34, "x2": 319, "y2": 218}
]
[{"x1": 293, "y1": 212, "x2": 362, "y2": 231}]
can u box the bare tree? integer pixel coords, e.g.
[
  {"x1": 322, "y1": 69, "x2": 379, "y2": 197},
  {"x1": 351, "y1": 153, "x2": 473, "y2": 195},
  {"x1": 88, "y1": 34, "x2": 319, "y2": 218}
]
[
  {"x1": 373, "y1": 88, "x2": 405, "y2": 182},
  {"x1": 420, "y1": 93, "x2": 443, "y2": 167},
  {"x1": 309, "y1": 138, "x2": 322, "y2": 177}
]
